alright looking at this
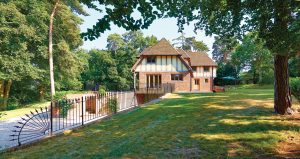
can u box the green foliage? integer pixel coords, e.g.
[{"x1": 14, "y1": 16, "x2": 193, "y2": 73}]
[
  {"x1": 290, "y1": 78, "x2": 300, "y2": 100},
  {"x1": 98, "y1": 85, "x2": 106, "y2": 95},
  {"x1": 81, "y1": 31, "x2": 157, "y2": 91},
  {"x1": 0, "y1": 112, "x2": 6, "y2": 119},
  {"x1": 192, "y1": 39, "x2": 209, "y2": 52},
  {"x1": 212, "y1": 35, "x2": 238, "y2": 63},
  {"x1": 58, "y1": 100, "x2": 72, "y2": 118},
  {"x1": 231, "y1": 33, "x2": 273, "y2": 84},
  {"x1": 107, "y1": 33, "x2": 125, "y2": 52},
  {"x1": 0, "y1": 0, "x2": 86, "y2": 107},
  {"x1": 216, "y1": 62, "x2": 239, "y2": 79},
  {"x1": 289, "y1": 56, "x2": 300, "y2": 77},
  {"x1": 108, "y1": 98, "x2": 118, "y2": 114},
  {"x1": 172, "y1": 33, "x2": 209, "y2": 52}
]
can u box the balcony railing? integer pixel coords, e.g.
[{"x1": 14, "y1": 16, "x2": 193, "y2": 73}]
[{"x1": 135, "y1": 83, "x2": 175, "y2": 94}]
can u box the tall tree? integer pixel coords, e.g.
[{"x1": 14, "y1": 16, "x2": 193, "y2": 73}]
[
  {"x1": 173, "y1": 34, "x2": 209, "y2": 51},
  {"x1": 48, "y1": 0, "x2": 87, "y2": 99},
  {"x1": 0, "y1": 0, "x2": 87, "y2": 108},
  {"x1": 107, "y1": 33, "x2": 125, "y2": 54},
  {"x1": 231, "y1": 33, "x2": 273, "y2": 84},
  {"x1": 81, "y1": 0, "x2": 300, "y2": 115},
  {"x1": 192, "y1": 39, "x2": 209, "y2": 52},
  {"x1": 0, "y1": 2, "x2": 41, "y2": 110},
  {"x1": 212, "y1": 35, "x2": 238, "y2": 63}
]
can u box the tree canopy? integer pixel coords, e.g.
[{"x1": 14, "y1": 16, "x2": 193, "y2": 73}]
[
  {"x1": 0, "y1": 0, "x2": 86, "y2": 109},
  {"x1": 80, "y1": 0, "x2": 300, "y2": 114}
]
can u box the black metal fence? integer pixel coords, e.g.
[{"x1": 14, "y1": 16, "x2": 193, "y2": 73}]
[
  {"x1": 10, "y1": 83, "x2": 175, "y2": 147},
  {"x1": 134, "y1": 83, "x2": 175, "y2": 105},
  {"x1": 11, "y1": 91, "x2": 137, "y2": 146}
]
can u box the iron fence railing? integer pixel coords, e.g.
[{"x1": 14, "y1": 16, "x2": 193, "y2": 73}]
[
  {"x1": 11, "y1": 91, "x2": 137, "y2": 146},
  {"x1": 135, "y1": 83, "x2": 175, "y2": 94},
  {"x1": 10, "y1": 83, "x2": 175, "y2": 147}
]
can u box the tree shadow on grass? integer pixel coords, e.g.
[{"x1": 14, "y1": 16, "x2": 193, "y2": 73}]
[{"x1": 2, "y1": 91, "x2": 300, "y2": 158}]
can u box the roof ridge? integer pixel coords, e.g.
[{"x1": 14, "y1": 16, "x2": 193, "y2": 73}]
[
  {"x1": 180, "y1": 48, "x2": 190, "y2": 58},
  {"x1": 140, "y1": 38, "x2": 181, "y2": 56}
]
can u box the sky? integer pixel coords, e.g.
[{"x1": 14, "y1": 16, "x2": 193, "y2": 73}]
[{"x1": 79, "y1": 6, "x2": 216, "y2": 56}]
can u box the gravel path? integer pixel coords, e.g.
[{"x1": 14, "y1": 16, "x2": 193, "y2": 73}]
[{"x1": 0, "y1": 117, "x2": 20, "y2": 150}]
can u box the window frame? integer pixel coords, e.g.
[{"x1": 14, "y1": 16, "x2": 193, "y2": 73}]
[
  {"x1": 171, "y1": 74, "x2": 183, "y2": 81},
  {"x1": 204, "y1": 66, "x2": 210, "y2": 72},
  {"x1": 195, "y1": 79, "x2": 199, "y2": 85},
  {"x1": 146, "y1": 56, "x2": 156, "y2": 64}
]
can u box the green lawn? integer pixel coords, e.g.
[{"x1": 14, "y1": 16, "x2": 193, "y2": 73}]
[
  {"x1": 0, "y1": 91, "x2": 88, "y2": 121},
  {"x1": 2, "y1": 86, "x2": 300, "y2": 158},
  {"x1": 0, "y1": 102, "x2": 50, "y2": 121}
]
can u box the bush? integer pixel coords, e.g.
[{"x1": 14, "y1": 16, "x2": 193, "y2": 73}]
[
  {"x1": 58, "y1": 100, "x2": 72, "y2": 118},
  {"x1": 108, "y1": 98, "x2": 118, "y2": 114},
  {"x1": 290, "y1": 77, "x2": 300, "y2": 100},
  {"x1": 6, "y1": 97, "x2": 19, "y2": 110},
  {"x1": 98, "y1": 85, "x2": 106, "y2": 95},
  {"x1": 0, "y1": 112, "x2": 6, "y2": 119}
]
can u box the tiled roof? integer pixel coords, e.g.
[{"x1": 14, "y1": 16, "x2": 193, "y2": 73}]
[
  {"x1": 137, "y1": 38, "x2": 217, "y2": 67},
  {"x1": 186, "y1": 51, "x2": 217, "y2": 66},
  {"x1": 176, "y1": 48, "x2": 190, "y2": 58},
  {"x1": 140, "y1": 38, "x2": 180, "y2": 56}
]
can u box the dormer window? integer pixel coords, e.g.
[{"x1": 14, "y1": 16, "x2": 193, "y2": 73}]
[{"x1": 147, "y1": 57, "x2": 156, "y2": 64}]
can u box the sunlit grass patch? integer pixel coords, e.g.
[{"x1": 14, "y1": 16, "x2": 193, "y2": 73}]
[{"x1": 1, "y1": 85, "x2": 300, "y2": 158}]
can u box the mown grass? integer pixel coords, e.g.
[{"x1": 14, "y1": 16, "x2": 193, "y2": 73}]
[
  {"x1": 1, "y1": 86, "x2": 300, "y2": 158},
  {"x1": 0, "y1": 91, "x2": 88, "y2": 121},
  {"x1": 0, "y1": 102, "x2": 50, "y2": 121}
]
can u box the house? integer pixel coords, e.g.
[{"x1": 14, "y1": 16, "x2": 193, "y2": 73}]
[{"x1": 131, "y1": 38, "x2": 217, "y2": 92}]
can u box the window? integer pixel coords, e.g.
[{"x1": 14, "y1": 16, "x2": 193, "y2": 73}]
[
  {"x1": 195, "y1": 79, "x2": 199, "y2": 85},
  {"x1": 204, "y1": 66, "x2": 210, "y2": 72},
  {"x1": 192, "y1": 67, "x2": 197, "y2": 72},
  {"x1": 147, "y1": 57, "x2": 156, "y2": 64},
  {"x1": 171, "y1": 74, "x2": 183, "y2": 81},
  {"x1": 205, "y1": 78, "x2": 209, "y2": 83},
  {"x1": 146, "y1": 75, "x2": 161, "y2": 88}
]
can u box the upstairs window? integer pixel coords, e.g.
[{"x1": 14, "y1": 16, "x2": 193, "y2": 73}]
[
  {"x1": 171, "y1": 74, "x2": 183, "y2": 81},
  {"x1": 204, "y1": 66, "x2": 210, "y2": 72},
  {"x1": 146, "y1": 57, "x2": 156, "y2": 64},
  {"x1": 192, "y1": 67, "x2": 197, "y2": 72}
]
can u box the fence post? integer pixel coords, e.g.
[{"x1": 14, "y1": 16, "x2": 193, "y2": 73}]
[
  {"x1": 50, "y1": 101, "x2": 53, "y2": 136},
  {"x1": 81, "y1": 96, "x2": 84, "y2": 125}
]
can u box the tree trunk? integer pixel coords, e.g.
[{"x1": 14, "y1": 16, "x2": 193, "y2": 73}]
[
  {"x1": 38, "y1": 84, "x2": 46, "y2": 102},
  {"x1": 49, "y1": 0, "x2": 60, "y2": 100},
  {"x1": 0, "y1": 80, "x2": 12, "y2": 110},
  {"x1": 274, "y1": 54, "x2": 292, "y2": 115}
]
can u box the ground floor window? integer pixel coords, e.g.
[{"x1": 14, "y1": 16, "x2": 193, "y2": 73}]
[
  {"x1": 146, "y1": 74, "x2": 161, "y2": 88},
  {"x1": 195, "y1": 79, "x2": 199, "y2": 85},
  {"x1": 205, "y1": 78, "x2": 209, "y2": 83},
  {"x1": 171, "y1": 74, "x2": 183, "y2": 81}
]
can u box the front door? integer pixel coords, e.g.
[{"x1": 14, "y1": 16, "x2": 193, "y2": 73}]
[
  {"x1": 146, "y1": 74, "x2": 161, "y2": 88},
  {"x1": 194, "y1": 79, "x2": 200, "y2": 90}
]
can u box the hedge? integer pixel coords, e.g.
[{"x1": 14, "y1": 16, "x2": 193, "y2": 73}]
[{"x1": 290, "y1": 77, "x2": 300, "y2": 100}]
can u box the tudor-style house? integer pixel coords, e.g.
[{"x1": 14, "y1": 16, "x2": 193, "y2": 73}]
[{"x1": 131, "y1": 38, "x2": 217, "y2": 92}]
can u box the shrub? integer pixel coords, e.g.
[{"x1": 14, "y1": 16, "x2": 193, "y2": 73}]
[
  {"x1": 0, "y1": 112, "x2": 6, "y2": 119},
  {"x1": 98, "y1": 85, "x2": 106, "y2": 95},
  {"x1": 58, "y1": 100, "x2": 72, "y2": 118},
  {"x1": 6, "y1": 97, "x2": 19, "y2": 110},
  {"x1": 290, "y1": 77, "x2": 300, "y2": 100},
  {"x1": 108, "y1": 98, "x2": 118, "y2": 114}
]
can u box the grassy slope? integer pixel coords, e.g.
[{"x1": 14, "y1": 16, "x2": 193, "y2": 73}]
[
  {"x1": 0, "y1": 91, "x2": 87, "y2": 121},
  {"x1": 0, "y1": 102, "x2": 50, "y2": 121},
  {"x1": 1, "y1": 86, "x2": 300, "y2": 158}
]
